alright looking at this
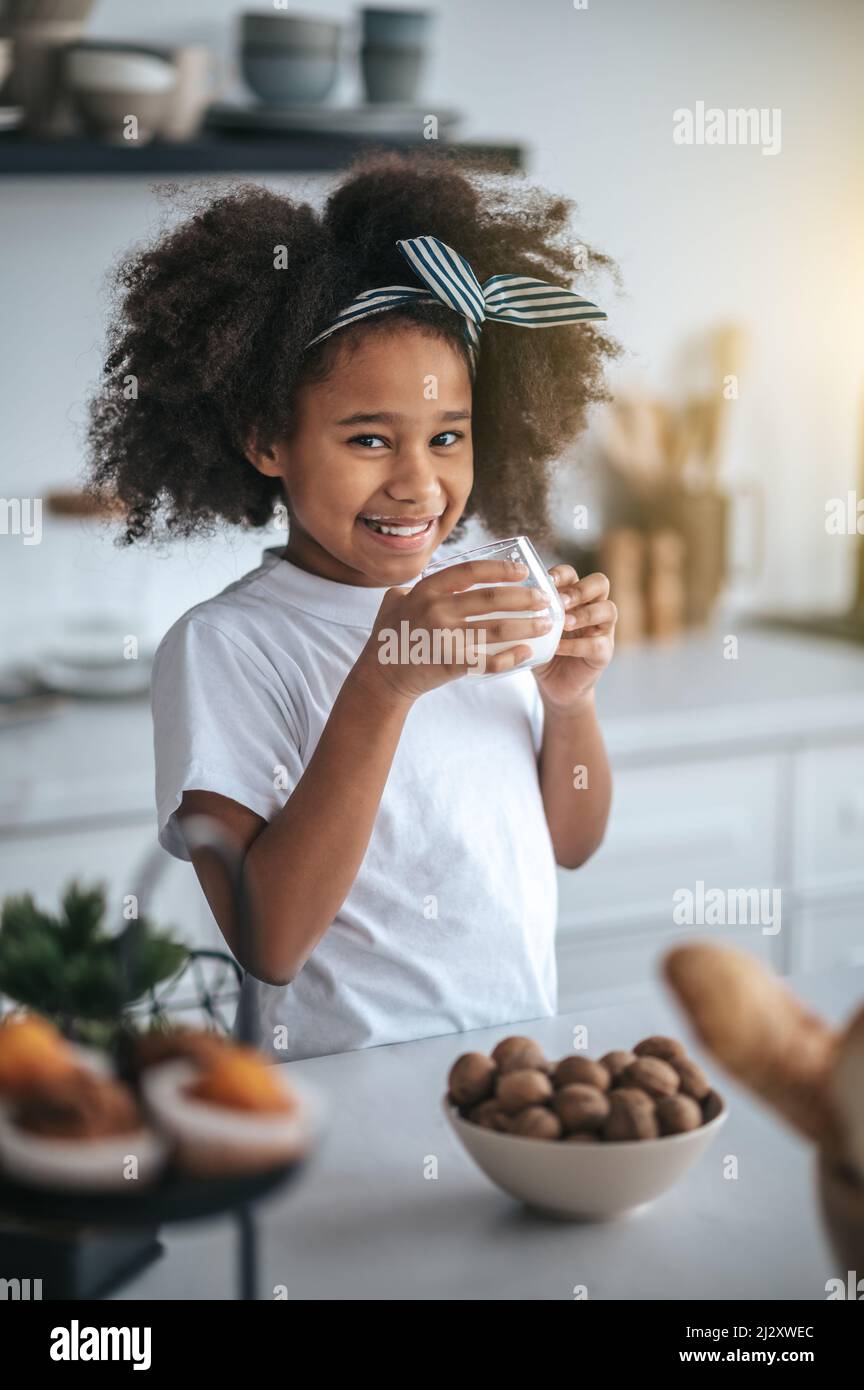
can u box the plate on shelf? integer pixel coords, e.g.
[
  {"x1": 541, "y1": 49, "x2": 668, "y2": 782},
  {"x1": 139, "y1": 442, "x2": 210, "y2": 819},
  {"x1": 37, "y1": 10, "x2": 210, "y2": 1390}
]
[{"x1": 206, "y1": 100, "x2": 461, "y2": 139}]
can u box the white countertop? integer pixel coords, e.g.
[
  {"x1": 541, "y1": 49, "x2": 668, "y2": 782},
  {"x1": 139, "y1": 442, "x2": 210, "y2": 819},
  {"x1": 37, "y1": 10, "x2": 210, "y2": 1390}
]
[
  {"x1": 2, "y1": 623, "x2": 863, "y2": 831},
  {"x1": 111, "y1": 964, "x2": 862, "y2": 1302}
]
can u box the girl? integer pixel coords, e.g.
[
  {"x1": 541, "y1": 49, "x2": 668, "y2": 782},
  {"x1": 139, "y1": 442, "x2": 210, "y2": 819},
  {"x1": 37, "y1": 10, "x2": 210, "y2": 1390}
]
[{"x1": 88, "y1": 152, "x2": 619, "y2": 1061}]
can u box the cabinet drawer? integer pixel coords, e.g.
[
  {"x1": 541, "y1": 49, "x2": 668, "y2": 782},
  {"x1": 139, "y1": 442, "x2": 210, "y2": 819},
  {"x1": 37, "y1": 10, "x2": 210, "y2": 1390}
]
[
  {"x1": 557, "y1": 754, "x2": 781, "y2": 930},
  {"x1": 792, "y1": 895, "x2": 864, "y2": 973},
  {"x1": 556, "y1": 923, "x2": 783, "y2": 1012},
  {"x1": 793, "y1": 743, "x2": 864, "y2": 893}
]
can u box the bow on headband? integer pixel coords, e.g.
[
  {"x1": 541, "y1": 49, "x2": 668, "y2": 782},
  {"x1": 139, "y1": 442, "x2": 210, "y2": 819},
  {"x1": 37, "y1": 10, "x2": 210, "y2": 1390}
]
[{"x1": 304, "y1": 234, "x2": 607, "y2": 362}]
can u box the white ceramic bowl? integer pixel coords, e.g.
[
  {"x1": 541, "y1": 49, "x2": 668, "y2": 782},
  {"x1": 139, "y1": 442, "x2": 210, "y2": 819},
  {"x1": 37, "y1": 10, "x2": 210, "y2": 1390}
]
[
  {"x1": 444, "y1": 1093, "x2": 728, "y2": 1219},
  {"x1": 65, "y1": 49, "x2": 176, "y2": 94}
]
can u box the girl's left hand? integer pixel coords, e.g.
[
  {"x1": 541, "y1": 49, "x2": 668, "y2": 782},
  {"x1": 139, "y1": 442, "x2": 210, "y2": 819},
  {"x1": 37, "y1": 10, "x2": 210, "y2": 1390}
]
[{"x1": 533, "y1": 566, "x2": 617, "y2": 711}]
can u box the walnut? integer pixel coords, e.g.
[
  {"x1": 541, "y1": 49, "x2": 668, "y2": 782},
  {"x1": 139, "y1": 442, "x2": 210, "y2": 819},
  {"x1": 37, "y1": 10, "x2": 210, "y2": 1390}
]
[
  {"x1": 599, "y1": 1049, "x2": 637, "y2": 1083},
  {"x1": 656, "y1": 1095, "x2": 703, "y2": 1134},
  {"x1": 633, "y1": 1035, "x2": 687, "y2": 1064},
  {"x1": 621, "y1": 1056, "x2": 680, "y2": 1099},
  {"x1": 612, "y1": 1085, "x2": 655, "y2": 1109},
  {"x1": 465, "y1": 1098, "x2": 511, "y2": 1132},
  {"x1": 496, "y1": 1067, "x2": 553, "y2": 1114},
  {"x1": 604, "y1": 1088, "x2": 659, "y2": 1141},
  {"x1": 553, "y1": 1083, "x2": 610, "y2": 1133},
  {"x1": 671, "y1": 1056, "x2": 710, "y2": 1101},
  {"x1": 553, "y1": 1056, "x2": 610, "y2": 1091},
  {"x1": 702, "y1": 1090, "x2": 724, "y2": 1123},
  {"x1": 510, "y1": 1106, "x2": 562, "y2": 1140},
  {"x1": 491, "y1": 1036, "x2": 548, "y2": 1074},
  {"x1": 448, "y1": 1052, "x2": 496, "y2": 1107}
]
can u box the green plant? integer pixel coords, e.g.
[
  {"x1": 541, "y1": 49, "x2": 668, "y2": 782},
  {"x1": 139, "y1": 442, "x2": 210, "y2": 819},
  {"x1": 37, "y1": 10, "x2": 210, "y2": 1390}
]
[{"x1": 0, "y1": 881, "x2": 188, "y2": 1040}]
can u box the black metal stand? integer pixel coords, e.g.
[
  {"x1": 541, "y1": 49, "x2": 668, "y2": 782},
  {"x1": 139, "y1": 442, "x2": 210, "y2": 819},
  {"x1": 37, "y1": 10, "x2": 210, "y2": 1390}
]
[{"x1": 0, "y1": 1160, "x2": 304, "y2": 1300}]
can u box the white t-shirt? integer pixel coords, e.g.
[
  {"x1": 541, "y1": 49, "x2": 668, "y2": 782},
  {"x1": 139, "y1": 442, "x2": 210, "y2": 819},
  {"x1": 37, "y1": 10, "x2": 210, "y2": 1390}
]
[{"x1": 152, "y1": 547, "x2": 558, "y2": 1061}]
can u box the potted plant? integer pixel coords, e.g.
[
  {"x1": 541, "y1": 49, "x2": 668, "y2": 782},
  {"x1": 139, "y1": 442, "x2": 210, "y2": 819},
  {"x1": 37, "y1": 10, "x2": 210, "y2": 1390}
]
[{"x1": 0, "y1": 881, "x2": 189, "y2": 1052}]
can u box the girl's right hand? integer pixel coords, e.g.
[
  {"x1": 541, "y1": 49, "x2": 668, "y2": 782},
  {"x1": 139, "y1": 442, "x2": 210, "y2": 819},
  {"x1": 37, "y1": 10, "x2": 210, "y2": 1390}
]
[{"x1": 353, "y1": 558, "x2": 554, "y2": 702}]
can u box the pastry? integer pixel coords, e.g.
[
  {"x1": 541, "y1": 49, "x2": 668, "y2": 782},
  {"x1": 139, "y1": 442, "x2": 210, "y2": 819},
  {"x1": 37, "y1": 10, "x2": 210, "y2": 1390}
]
[
  {"x1": 129, "y1": 1025, "x2": 228, "y2": 1076},
  {"x1": 0, "y1": 1013, "x2": 82, "y2": 1098},
  {"x1": 0, "y1": 1070, "x2": 165, "y2": 1190},
  {"x1": 141, "y1": 1046, "x2": 313, "y2": 1177}
]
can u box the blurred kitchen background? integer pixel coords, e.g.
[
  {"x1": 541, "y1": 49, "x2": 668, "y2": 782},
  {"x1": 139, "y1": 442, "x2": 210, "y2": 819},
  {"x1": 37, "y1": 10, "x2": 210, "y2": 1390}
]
[{"x1": 1, "y1": 0, "x2": 863, "y2": 1019}]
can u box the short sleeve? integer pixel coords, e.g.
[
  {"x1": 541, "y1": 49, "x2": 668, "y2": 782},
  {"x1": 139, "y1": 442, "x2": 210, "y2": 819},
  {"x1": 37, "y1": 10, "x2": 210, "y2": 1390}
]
[{"x1": 151, "y1": 616, "x2": 306, "y2": 860}]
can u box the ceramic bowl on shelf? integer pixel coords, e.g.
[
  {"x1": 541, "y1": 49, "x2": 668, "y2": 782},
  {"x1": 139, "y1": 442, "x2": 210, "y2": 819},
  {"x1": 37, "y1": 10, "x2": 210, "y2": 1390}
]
[
  {"x1": 240, "y1": 12, "x2": 342, "y2": 50},
  {"x1": 241, "y1": 45, "x2": 339, "y2": 105},
  {"x1": 361, "y1": 7, "x2": 432, "y2": 47},
  {"x1": 360, "y1": 43, "x2": 424, "y2": 104},
  {"x1": 64, "y1": 47, "x2": 176, "y2": 93},
  {"x1": 64, "y1": 46, "x2": 176, "y2": 143},
  {"x1": 443, "y1": 1092, "x2": 728, "y2": 1220}
]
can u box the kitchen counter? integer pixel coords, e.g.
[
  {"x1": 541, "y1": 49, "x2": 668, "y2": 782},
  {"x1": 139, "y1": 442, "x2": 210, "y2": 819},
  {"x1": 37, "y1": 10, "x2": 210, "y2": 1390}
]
[
  {"x1": 3, "y1": 622, "x2": 864, "y2": 832},
  {"x1": 111, "y1": 964, "x2": 862, "y2": 1301}
]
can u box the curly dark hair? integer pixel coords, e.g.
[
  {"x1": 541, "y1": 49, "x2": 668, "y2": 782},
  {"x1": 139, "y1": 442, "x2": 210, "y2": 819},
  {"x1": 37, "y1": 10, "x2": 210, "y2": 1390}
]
[{"x1": 87, "y1": 148, "x2": 618, "y2": 544}]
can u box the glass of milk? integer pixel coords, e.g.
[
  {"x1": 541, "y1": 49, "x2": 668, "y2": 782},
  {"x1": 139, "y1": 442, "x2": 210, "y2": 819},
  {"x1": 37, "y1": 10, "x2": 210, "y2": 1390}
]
[{"x1": 422, "y1": 535, "x2": 565, "y2": 679}]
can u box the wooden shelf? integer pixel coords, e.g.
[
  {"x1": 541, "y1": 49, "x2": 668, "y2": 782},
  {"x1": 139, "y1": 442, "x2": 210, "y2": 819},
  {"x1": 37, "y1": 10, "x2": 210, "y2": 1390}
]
[{"x1": 0, "y1": 131, "x2": 524, "y2": 176}]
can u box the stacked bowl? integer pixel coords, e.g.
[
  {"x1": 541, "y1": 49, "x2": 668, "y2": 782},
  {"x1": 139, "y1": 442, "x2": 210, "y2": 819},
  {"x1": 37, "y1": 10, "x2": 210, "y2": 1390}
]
[
  {"x1": 63, "y1": 44, "x2": 176, "y2": 144},
  {"x1": 240, "y1": 12, "x2": 342, "y2": 106},
  {"x1": 360, "y1": 7, "x2": 431, "y2": 104}
]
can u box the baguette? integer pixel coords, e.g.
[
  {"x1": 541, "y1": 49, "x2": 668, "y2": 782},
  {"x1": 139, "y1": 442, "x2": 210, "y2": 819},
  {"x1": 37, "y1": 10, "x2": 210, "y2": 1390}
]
[{"x1": 662, "y1": 943, "x2": 839, "y2": 1142}]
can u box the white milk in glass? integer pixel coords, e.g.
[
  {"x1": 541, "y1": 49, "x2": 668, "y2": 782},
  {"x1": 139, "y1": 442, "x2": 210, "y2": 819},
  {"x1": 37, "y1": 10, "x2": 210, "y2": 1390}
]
[{"x1": 422, "y1": 536, "x2": 565, "y2": 680}]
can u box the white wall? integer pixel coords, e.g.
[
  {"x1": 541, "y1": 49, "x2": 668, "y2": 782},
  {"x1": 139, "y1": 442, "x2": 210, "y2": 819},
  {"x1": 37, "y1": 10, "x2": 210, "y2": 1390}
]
[{"x1": 1, "y1": 0, "x2": 863, "y2": 647}]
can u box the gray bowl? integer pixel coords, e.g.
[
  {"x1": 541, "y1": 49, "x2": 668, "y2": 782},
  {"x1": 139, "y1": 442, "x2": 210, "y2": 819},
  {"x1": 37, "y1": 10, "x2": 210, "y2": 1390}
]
[
  {"x1": 241, "y1": 44, "x2": 339, "y2": 105},
  {"x1": 361, "y1": 43, "x2": 423, "y2": 104},
  {"x1": 240, "y1": 12, "x2": 342, "y2": 50},
  {"x1": 361, "y1": 7, "x2": 431, "y2": 47}
]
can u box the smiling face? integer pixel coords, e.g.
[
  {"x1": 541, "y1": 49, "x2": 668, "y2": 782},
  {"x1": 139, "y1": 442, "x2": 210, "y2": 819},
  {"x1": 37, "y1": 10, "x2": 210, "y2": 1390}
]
[{"x1": 246, "y1": 323, "x2": 474, "y2": 587}]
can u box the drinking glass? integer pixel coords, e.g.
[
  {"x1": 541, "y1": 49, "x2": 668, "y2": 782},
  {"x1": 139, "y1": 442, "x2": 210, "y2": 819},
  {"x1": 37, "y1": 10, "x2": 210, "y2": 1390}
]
[{"x1": 421, "y1": 535, "x2": 564, "y2": 679}]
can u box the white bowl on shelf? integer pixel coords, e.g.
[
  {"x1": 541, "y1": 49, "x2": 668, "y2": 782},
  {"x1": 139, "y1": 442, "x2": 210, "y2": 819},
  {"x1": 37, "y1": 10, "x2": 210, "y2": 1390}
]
[
  {"x1": 443, "y1": 1092, "x2": 728, "y2": 1219},
  {"x1": 64, "y1": 48, "x2": 176, "y2": 94}
]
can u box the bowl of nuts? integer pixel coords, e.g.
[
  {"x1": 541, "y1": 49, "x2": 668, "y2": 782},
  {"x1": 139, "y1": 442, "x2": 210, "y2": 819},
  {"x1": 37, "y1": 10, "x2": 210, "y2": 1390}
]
[{"x1": 444, "y1": 1034, "x2": 726, "y2": 1220}]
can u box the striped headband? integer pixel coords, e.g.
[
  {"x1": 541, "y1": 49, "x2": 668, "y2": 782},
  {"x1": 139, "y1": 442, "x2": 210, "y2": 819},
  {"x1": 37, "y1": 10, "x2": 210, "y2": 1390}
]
[{"x1": 304, "y1": 234, "x2": 607, "y2": 364}]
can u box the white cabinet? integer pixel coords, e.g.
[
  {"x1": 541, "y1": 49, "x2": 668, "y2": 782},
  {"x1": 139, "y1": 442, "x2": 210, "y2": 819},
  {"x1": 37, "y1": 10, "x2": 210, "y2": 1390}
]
[
  {"x1": 556, "y1": 735, "x2": 864, "y2": 1008},
  {"x1": 557, "y1": 753, "x2": 781, "y2": 932},
  {"x1": 789, "y1": 897, "x2": 864, "y2": 974},
  {"x1": 792, "y1": 742, "x2": 864, "y2": 896},
  {"x1": 556, "y1": 921, "x2": 784, "y2": 1013}
]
